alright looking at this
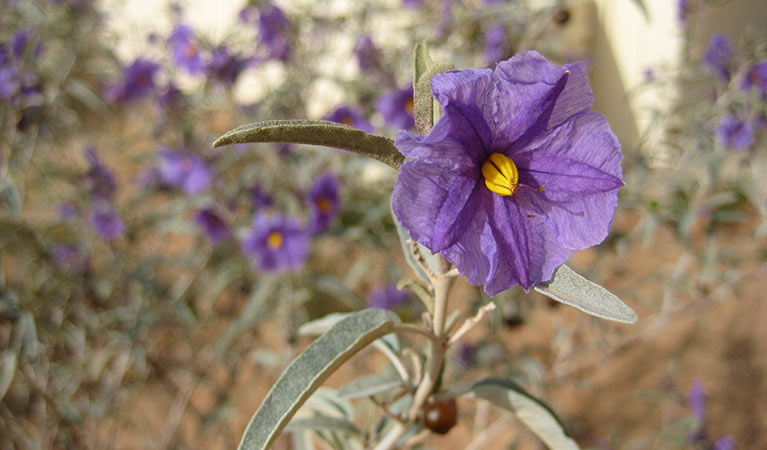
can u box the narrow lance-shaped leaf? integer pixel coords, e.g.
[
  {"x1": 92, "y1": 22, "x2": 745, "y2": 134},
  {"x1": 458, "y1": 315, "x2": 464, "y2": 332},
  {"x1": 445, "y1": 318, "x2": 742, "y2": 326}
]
[
  {"x1": 534, "y1": 265, "x2": 637, "y2": 324},
  {"x1": 213, "y1": 120, "x2": 405, "y2": 169},
  {"x1": 238, "y1": 308, "x2": 400, "y2": 450},
  {"x1": 413, "y1": 42, "x2": 433, "y2": 92},
  {"x1": 413, "y1": 60, "x2": 454, "y2": 135},
  {"x1": 467, "y1": 378, "x2": 580, "y2": 450}
]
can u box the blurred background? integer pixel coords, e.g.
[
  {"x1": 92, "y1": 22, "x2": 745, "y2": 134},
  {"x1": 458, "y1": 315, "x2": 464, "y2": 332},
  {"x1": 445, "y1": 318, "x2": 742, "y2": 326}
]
[{"x1": 0, "y1": 0, "x2": 766, "y2": 448}]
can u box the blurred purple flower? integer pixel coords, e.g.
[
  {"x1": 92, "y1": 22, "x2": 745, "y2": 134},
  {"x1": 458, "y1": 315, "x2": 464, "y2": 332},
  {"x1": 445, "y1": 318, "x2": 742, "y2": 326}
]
[
  {"x1": 242, "y1": 214, "x2": 310, "y2": 272},
  {"x1": 249, "y1": 183, "x2": 275, "y2": 209},
  {"x1": 367, "y1": 284, "x2": 408, "y2": 309},
  {"x1": 436, "y1": 0, "x2": 458, "y2": 38},
  {"x1": 714, "y1": 436, "x2": 736, "y2": 450},
  {"x1": 325, "y1": 106, "x2": 374, "y2": 133},
  {"x1": 741, "y1": 60, "x2": 767, "y2": 96},
  {"x1": 703, "y1": 34, "x2": 732, "y2": 81},
  {"x1": 716, "y1": 113, "x2": 755, "y2": 150},
  {"x1": 677, "y1": 0, "x2": 690, "y2": 24},
  {"x1": 402, "y1": 0, "x2": 423, "y2": 8},
  {"x1": 89, "y1": 206, "x2": 125, "y2": 240},
  {"x1": 353, "y1": 35, "x2": 381, "y2": 73},
  {"x1": 84, "y1": 146, "x2": 118, "y2": 201},
  {"x1": 0, "y1": 65, "x2": 22, "y2": 100},
  {"x1": 12, "y1": 29, "x2": 30, "y2": 57},
  {"x1": 378, "y1": 84, "x2": 415, "y2": 130},
  {"x1": 206, "y1": 46, "x2": 251, "y2": 86},
  {"x1": 194, "y1": 208, "x2": 231, "y2": 244},
  {"x1": 689, "y1": 381, "x2": 706, "y2": 421},
  {"x1": 239, "y1": 5, "x2": 259, "y2": 23},
  {"x1": 169, "y1": 24, "x2": 205, "y2": 75},
  {"x1": 485, "y1": 24, "x2": 508, "y2": 65},
  {"x1": 159, "y1": 149, "x2": 213, "y2": 194},
  {"x1": 108, "y1": 58, "x2": 160, "y2": 103},
  {"x1": 308, "y1": 173, "x2": 341, "y2": 234},
  {"x1": 258, "y1": 3, "x2": 292, "y2": 61},
  {"x1": 53, "y1": 244, "x2": 87, "y2": 273},
  {"x1": 59, "y1": 203, "x2": 79, "y2": 220},
  {"x1": 157, "y1": 82, "x2": 184, "y2": 109},
  {"x1": 457, "y1": 342, "x2": 476, "y2": 367},
  {"x1": 392, "y1": 51, "x2": 623, "y2": 295}
]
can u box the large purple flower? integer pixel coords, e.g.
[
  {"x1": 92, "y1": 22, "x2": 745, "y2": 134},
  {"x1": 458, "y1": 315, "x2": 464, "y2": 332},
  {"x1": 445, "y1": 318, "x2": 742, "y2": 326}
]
[
  {"x1": 308, "y1": 173, "x2": 341, "y2": 234},
  {"x1": 169, "y1": 24, "x2": 205, "y2": 75},
  {"x1": 108, "y1": 58, "x2": 160, "y2": 103},
  {"x1": 392, "y1": 51, "x2": 623, "y2": 295},
  {"x1": 159, "y1": 149, "x2": 213, "y2": 194},
  {"x1": 716, "y1": 113, "x2": 754, "y2": 150},
  {"x1": 378, "y1": 84, "x2": 415, "y2": 131},
  {"x1": 325, "y1": 106, "x2": 374, "y2": 133},
  {"x1": 242, "y1": 214, "x2": 310, "y2": 272},
  {"x1": 703, "y1": 34, "x2": 732, "y2": 81},
  {"x1": 258, "y1": 3, "x2": 292, "y2": 61}
]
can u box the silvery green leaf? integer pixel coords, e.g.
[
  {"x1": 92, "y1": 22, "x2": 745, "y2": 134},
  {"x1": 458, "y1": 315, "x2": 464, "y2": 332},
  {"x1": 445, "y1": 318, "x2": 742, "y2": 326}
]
[
  {"x1": 396, "y1": 279, "x2": 433, "y2": 312},
  {"x1": 298, "y1": 313, "x2": 352, "y2": 337},
  {"x1": 213, "y1": 120, "x2": 405, "y2": 169},
  {"x1": 337, "y1": 374, "x2": 404, "y2": 400},
  {"x1": 467, "y1": 378, "x2": 579, "y2": 450},
  {"x1": 0, "y1": 178, "x2": 21, "y2": 213},
  {"x1": 0, "y1": 351, "x2": 17, "y2": 401},
  {"x1": 286, "y1": 414, "x2": 362, "y2": 436},
  {"x1": 304, "y1": 387, "x2": 355, "y2": 420},
  {"x1": 413, "y1": 42, "x2": 433, "y2": 92},
  {"x1": 391, "y1": 204, "x2": 440, "y2": 284},
  {"x1": 414, "y1": 61, "x2": 454, "y2": 135},
  {"x1": 534, "y1": 265, "x2": 637, "y2": 324},
  {"x1": 293, "y1": 430, "x2": 315, "y2": 450},
  {"x1": 238, "y1": 309, "x2": 400, "y2": 450}
]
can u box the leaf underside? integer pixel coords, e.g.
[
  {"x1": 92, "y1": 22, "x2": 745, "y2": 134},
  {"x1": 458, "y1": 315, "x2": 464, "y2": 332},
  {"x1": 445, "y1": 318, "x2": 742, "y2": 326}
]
[
  {"x1": 213, "y1": 120, "x2": 405, "y2": 169},
  {"x1": 237, "y1": 308, "x2": 400, "y2": 450}
]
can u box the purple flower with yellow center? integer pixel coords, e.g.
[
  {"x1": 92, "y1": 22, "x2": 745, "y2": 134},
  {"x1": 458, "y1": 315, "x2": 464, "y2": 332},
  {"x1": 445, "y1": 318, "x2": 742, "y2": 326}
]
[
  {"x1": 194, "y1": 208, "x2": 231, "y2": 244},
  {"x1": 89, "y1": 205, "x2": 125, "y2": 240},
  {"x1": 249, "y1": 183, "x2": 275, "y2": 210},
  {"x1": 242, "y1": 214, "x2": 310, "y2": 272},
  {"x1": 206, "y1": 46, "x2": 250, "y2": 86},
  {"x1": 716, "y1": 113, "x2": 754, "y2": 150},
  {"x1": 367, "y1": 284, "x2": 409, "y2": 310},
  {"x1": 703, "y1": 34, "x2": 732, "y2": 81},
  {"x1": 741, "y1": 60, "x2": 767, "y2": 96},
  {"x1": 159, "y1": 149, "x2": 213, "y2": 194},
  {"x1": 169, "y1": 24, "x2": 205, "y2": 75},
  {"x1": 353, "y1": 35, "x2": 381, "y2": 73},
  {"x1": 84, "y1": 146, "x2": 117, "y2": 202},
  {"x1": 392, "y1": 51, "x2": 623, "y2": 295},
  {"x1": 378, "y1": 84, "x2": 415, "y2": 131},
  {"x1": 258, "y1": 3, "x2": 292, "y2": 61},
  {"x1": 308, "y1": 173, "x2": 341, "y2": 234},
  {"x1": 108, "y1": 58, "x2": 160, "y2": 103},
  {"x1": 484, "y1": 24, "x2": 508, "y2": 65},
  {"x1": 325, "y1": 106, "x2": 374, "y2": 133}
]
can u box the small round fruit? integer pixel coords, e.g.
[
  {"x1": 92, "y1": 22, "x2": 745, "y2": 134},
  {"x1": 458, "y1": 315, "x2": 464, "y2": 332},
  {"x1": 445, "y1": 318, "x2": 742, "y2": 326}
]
[{"x1": 423, "y1": 398, "x2": 458, "y2": 435}]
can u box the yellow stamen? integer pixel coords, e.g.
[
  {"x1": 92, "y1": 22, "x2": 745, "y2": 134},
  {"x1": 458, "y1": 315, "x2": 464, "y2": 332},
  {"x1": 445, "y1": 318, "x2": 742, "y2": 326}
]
[
  {"x1": 405, "y1": 98, "x2": 414, "y2": 114},
  {"x1": 267, "y1": 231, "x2": 284, "y2": 250},
  {"x1": 482, "y1": 153, "x2": 519, "y2": 196},
  {"x1": 341, "y1": 116, "x2": 354, "y2": 126},
  {"x1": 317, "y1": 196, "x2": 333, "y2": 214}
]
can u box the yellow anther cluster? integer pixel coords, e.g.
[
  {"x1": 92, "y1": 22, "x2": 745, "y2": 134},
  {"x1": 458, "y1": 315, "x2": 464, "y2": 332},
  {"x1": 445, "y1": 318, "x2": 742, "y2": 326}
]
[
  {"x1": 267, "y1": 231, "x2": 284, "y2": 250},
  {"x1": 482, "y1": 152, "x2": 519, "y2": 196}
]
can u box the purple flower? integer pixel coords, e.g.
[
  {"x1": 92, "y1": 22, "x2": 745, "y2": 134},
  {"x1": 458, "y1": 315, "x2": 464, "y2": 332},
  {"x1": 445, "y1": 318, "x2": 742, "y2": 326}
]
[
  {"x1": 353, "y1": 35, "x2": 381, "y2": 73},
  {"x1": 677, "y1": 0, "x2": 691, "y2": 24},
  {"x1": 239, "y1": 6, "x2": 259, "y2": 23},
  {"x1": 704, "y1": 34, "x2": 732, "y2": 81},
  {"x1": 194, "y1": 208, "x2": 231, "y2": 244},
  {"x1": 392, "y1": 51, "x2": 623, "y2": 295},
  {"x1": 169, "y1": 24, "x2": 205, "y2": 75},
  {"x1": 159, "y1": 149, "x2": 213, "y2": 194},
  {"x1": 484, "y1": 24, "x2": 508, "y2": 65},
  {"x1": 108, "y1": 58, "x2": 160, "y2": 103},
  {"x1": 84, "y1": 147, "x2": 117, "y2": 201},
  {"x1": 249, "y1": 183, "x2": 275, "y2": 210},
  {"x1": 457, "y1": 342, "x2": 476, "y2": 367},
  {"x1": 0, "y1": 64, "x2": 21, "y2": 100},
  {"x1": 206, "y1": 46, "x2": 250, "y2": 86},
  {"x1": 714, "y1": 436, "x2": 736, "y2": 450},
  {"x1": 377, "y1": 84, "x2": 415, "y2": 130},
  {"x1": 242, "y1": 214, "x2": 310, "y2": 272},
  {"x1": 689, "y1": 381, "x2": 706, "y2": 422},
  {"x1": 53, "y1": 244, "x2": 88, "y2": 273},
  {"x1": 325, "y1": 106, "x2": 374, "y2": 133},
  {"x1": 12, "y1": 29, "x2": 30, "y2": 58},
  {"x1": 308, "y1": 173, "x2": 341, "y2": 234},
  {"x1": 367, "y1": 284, "x2": 408, "y2": 309},
  {"x1": 716, "y1": 113, "x2": 755, "y2": 150},
  {"x1": 157, "y1": 82, "x2": 184, "y2": 110},
  {"x1": 741, "y1": 60, "x2": 767, "y2": 96},
  {"x1": 258, "y1": 3, "x2": 292, "y2": 61},
  {"x1": 402, "y1": 0, "x2": 424, "y2": 8},
  {"x1": 89, "y1": 205, "x2": 125, "y2": 240}
]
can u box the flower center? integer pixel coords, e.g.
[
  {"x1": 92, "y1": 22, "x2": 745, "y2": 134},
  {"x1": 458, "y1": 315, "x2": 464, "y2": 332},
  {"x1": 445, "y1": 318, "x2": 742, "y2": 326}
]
[
  {"x1": 341, "y1": 115, "x2": 355, "y2": 126},
  {"x1": 482, "y1": 152, "x2": 519, "y2": 196},
  {"x1": 405, "y1": 98, "x2": 414, "y2": 114},
  {"x1": 317, "y1": 196, "x2": 333, "y2": 214},
  {"x1": 267, "y1": 230, "x2": 284, "y2": 250}
]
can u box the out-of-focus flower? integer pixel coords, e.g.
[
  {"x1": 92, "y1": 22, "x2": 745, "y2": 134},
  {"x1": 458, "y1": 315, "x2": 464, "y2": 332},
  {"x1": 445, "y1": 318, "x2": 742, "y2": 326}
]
[
  {"x1": 159, "y1": 149, "x2": 213, "y2": 194},
  {"x1": 484, "y1": 23, "x2": 508, "y2": 65},
  {"x1": 457, "y1": 342, "x2": 476, "y2": 368},
  {"x1": 353, "y1": 35, "x2": 381, "y2": 73},
  {"x1": 84, "y1": 147, "x2": 117, "y2": 202},
  {"x1": 378, "y1": 84, "x2": 415, "y2": 130},
  {"x1": 249, "y1": 183, "x2": 275, "y2": 210},
  {"x1": 392, "y1": 51, "x2": 623, "y2": 295},
  {"x1": 677, "y1": 0, "x2": 691, "y2": 24},
  {"x1": 12, "y1": 28, "x2": 30, "y2": 57},
  {"x1": 53, "y1": 244, "x2": 88, "y2": 273},
  {"x1": 402, "y1": 0, "x2": 423, "y2": 8},
  {"x1": 716, "y1": 113, "x2": 755, "y2": 150},
  {"x1": 0, "y1": 64, "x2": 21, "y2": 100},
  {"x1": 89, "y1": 205, "x2": 125, "y2": 240},
  {"x1": 741, "y1": 60, "x2": 767, "y2": 96},
  {"x1": 703, "y1": 34, "x2": 732, "y2": 81},
  {"x1": 689, "y1": 381, "x2": 706, "y2": 422},
  {"x1": 108, "y1": 58, "x2": 160, "y2": 103},
  {"x1": 367, "y1": 284, "x2": 409, "y2": 309},
  {"x1": 157, "y1": 82, "x2": 184, "y2": 110},
  {"x1": 436, "y1": 0, "x2": 458, "y2": 38},
  {"x1": 325, "y1": 106, "x2": 374, "y2": 133},
  {"x1": 308, "y1": 173, "x2": 341, "y2": 234},
  {"x1": 242, "y1": 214, "x2": 310, "y2": 272},
  {"x1": 239, "y1": 5, "x2": 259, "y2": 23},
  {"x1": 194, "y1": 208, "x2": 231, "y2": 244},
  {"x1": 59, "y1": 203, "x2": 79, "y2": 220},
  {"x1": 206, "y1": 46, "x2": 250, "y2": 86},
  {"x1": 169, "y1": 24, "x2": 205, "y2": 75},
  {"x1": 258, "y1": 3, "x2": 292, "y2": 61},
  {"x1": 714, "y1": 436, "x2": 736, "y2": 450}
]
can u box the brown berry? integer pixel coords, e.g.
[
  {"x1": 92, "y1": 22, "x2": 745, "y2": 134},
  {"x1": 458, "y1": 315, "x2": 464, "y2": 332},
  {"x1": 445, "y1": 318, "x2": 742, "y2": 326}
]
[
  {"x1": 554, "y1": 9, "x2": 571, "y2": 25},
  {"x1": 423, "y1": 398, "x2": 458, "y2": 435}
]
